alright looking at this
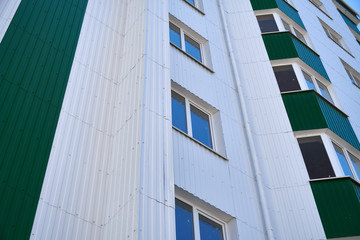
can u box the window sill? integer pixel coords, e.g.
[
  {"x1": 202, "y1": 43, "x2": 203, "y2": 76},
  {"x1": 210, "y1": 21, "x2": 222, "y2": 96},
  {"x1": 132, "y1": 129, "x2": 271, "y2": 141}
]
[
  {"x1": 183, "y1": 0, "x2": 205, "y2": 15},
  {"x1": 329, "y1": 38, "x2": 355, "y2": 58},
  {"x1": 309, "y1": 1, "x2": 333, "y2": 20},
  {"x1": 172, "y1": 126, "x2": 228, "y2": 161},
  {"x1": 170, "y1": 42, "x2": 215, "y2": 73},
  {"x1": 353, "y1": 82, "x2": 360, "y2": 89}
]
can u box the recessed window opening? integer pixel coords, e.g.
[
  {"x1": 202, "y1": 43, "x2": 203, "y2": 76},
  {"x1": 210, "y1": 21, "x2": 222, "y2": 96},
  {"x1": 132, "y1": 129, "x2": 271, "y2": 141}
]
[
  {"x1": 273, "y1": 65, "x2": 301, "y2": 92},
  {"x1": 171, "y1": 90, "x2": 214, "y2": 149},
  {"x1": 331, "y1": 141, "x2": 360, "y2": 181},
  {"x1": 184, "y1": 0, "x2": 204, "y2": 12},
  {"x1": 301, "y1": 70, "x2": 334, "y2": 103},
  {"x1": 175, "y1": 198, "x2": 226, "y2": 240},
  {"x1": 256, "y1": 15, "x2": 279, "y2": 33},
  {"x1": 281, "y1": 19, "x2": 307, "y2": 45},
  {"x1": 169, "y1": 17, "x2": 212, "y2": 69},
  {"x1": 298, "y1": 137, "x2": 336, "y2": 179},
  {"x1": 341, "y1": 60, "x2": 360, "y2": 88}
]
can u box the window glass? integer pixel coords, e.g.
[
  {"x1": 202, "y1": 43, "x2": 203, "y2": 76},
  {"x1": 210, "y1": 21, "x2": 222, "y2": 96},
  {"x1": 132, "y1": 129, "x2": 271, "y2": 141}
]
[
  {"x1": 190, "y1": 105, "x2": 212, "y2": 148},
  {"x1": 273, "y1": 65, "x2": 301, "y2": 92},
  {"x1": 348, "y1": 152, "x2": 360, "y2": 180},
  {"x1": 302, "y1": 71, "x2": 316, "y2": 91},
  {"x1": 332, "y1": 143, "x2": 354, "y2": 178},
  {"x1": 298, "y1": 137, "x2": 335, "y2": 179},
  {"x1": 185, "y1": 35, "x2": 202, "y2": 62},
  {"x1": 170, "y1": 23, "x2": 181, "y2": 48},
  {"x1": 175, "y1": 199, "x2": 195, "y2": 240},
  {"x1": 294, "y1": 28, "x2": 307, "y2": 44},
  {"x1": 257, "y1": 15, "x2": 279, "y2": 33},
  {"x1": 346, "y1": 69, "x2": 360, "y2": 86},
  {"x1": 172, "y1": 91, "x2": 188, "y2": 133},
  {"x1": 316, "y1": 80, "x2": 333, "y2": 103},
  {"x1": 199, "y1": 214, "x2": 223, "y2": 240},
  {"x1": 186, "y1": 0, "x2": 195, "y2": 5},
  {"x1": 282, "y1": 19, "x2": 291, "y2": 32}
]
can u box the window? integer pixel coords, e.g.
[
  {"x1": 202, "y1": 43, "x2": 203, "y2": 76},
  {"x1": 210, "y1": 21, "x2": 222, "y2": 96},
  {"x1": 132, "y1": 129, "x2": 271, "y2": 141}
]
[
  {"x1": 332, "y1": 142, "x2": 360, "y2": 181},
  {"x1": 169, "y1": 17, "x2": 212, "y2": 69},
  {"x1": 281, "y1": 19, "x2": 307, "y2": 44},
  {"x1": 301, "y1": 70, "x2": 334, "y2": 103},
  {"x1": 309, "y1": 0, "x2": 328, "y2": 15},
  {"x1": 183, "y1": 0, "x2": 204, "y2": 13},
  {"x1": 320, "y1": 21, "x2": 349, "y2": 52},
  {"x1": 298, "y1": 137, "x2": 336, "y2": 179},
  {"x1": 171, "y1": 90, "x2": 213, "y2": 149},
  {"x1": 256, "y1": 15, "x2": 279, "y2": 33},
  {"x1": 273, "y1": 65, "x2": 301, "y2": 92},
  {"x1": 341, "y1": 60, "x2": 360, "y2": 88},
  {"x1": 175, "y1": 198, "x2": 225, "y2": 240}
]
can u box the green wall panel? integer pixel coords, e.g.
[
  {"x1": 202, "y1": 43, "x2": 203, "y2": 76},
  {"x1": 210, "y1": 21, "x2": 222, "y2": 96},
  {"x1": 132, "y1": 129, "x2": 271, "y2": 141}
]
[
  {"x1": 275, "y1": 0, "x2": 306, "y2": 29},
  {"x1": 250, "y1": 0, "x2": 306, "y2": 29},
  {"x1": 0, "y1": 0, "x2": 88, "y2": 239},
  {"x1": 282, "y1": 91, "x2": 360, "y2": 150},
  {"x1": 262, "y1": 32, "x2": 330, "y2": 81},
  {"x1": 310, "y1": 178, "x2": 360, "y2": 238}
]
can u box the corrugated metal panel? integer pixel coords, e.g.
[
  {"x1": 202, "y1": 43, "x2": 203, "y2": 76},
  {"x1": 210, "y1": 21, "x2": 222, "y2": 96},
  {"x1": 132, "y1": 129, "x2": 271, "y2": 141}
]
[
  {"x1": 0, "y1": 0, "x2": 21, "y2": 42},
  {"x1": 0, "y1": 0, "x2": 88, "y2": 239},
  {"x1": 310, "y1": 177, "x2": 360, "y2": 238},
  {"x1": 275, "y1": 0, "x2": 306, "y2": 29},
  {"x1": 249, "y1": 0, "x2": 306, "y2": 29},
  {"x1": 339, "y1": 10, "x2": 360, "y2": 35},
  {"x1": 262, "y1": 32, "x2": 330, "y2": 81},
  {"x1": 249, "y1": 0, "x2": 277, "y2": 11},
  {"x1": 291, "y1": 35, "x2": 330, "y2": 81},
  {"x1": 282, "y1": 90, "x2": 360, "y2": 150}
]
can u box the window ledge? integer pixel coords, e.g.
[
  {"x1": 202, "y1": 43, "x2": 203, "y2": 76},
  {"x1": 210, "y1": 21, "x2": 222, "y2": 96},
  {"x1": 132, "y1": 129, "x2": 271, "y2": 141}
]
[
  {"x1": 329, "y1": 38, "x2": 354, "y2": 58},
  {"x1": 309, "y1": 1, "x2": 333, "y2": 19},
  {"x1": 183, "y1": 0, "x2": 205, "y2": 15},
  {"x1": 353, "y1": 82, "x2": 360, "y2": 89},
  {"x1": 170, "y1": 42, "x2": 215, "y2": 73},
  {"x1": 172, "y1": 126, "x2": 228, "y2": 161}
]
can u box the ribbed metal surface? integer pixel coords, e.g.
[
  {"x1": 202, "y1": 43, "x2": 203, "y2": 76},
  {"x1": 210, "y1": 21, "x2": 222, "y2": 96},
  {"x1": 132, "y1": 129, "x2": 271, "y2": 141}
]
[
  {"x1": 275, "y1": 0, "x2": 306, "y2": 29},
  {"x1": 339, "y1": 11, "x2": 360, "y2": 35},
  {"x1": 0, "y1": 0, "x2": 88, "y2": 239},
  {"x1": 310, "y1": 177, "x2": 360, "y2": 238},
  {"x1": 249, "y1": 0, "x2": 305, "y2": 29},
  {"x1": 30, "y1": 0, "x2": 176, "y2": 239},
  {"x1": 282, "y1": 90, "x2": 360, "y2": 150},
  {"x1": 0, "y1": 0, "x2": 21, "y2": 42},
  {"x1": 262, "y1": 32, "x2": 330, "y2": 81}
]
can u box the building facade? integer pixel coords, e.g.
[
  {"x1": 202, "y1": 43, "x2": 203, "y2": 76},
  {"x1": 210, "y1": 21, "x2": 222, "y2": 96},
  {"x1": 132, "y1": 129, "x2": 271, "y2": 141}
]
[{"x1": 1, "y1": 0, "x2": 360, "y2": 239}]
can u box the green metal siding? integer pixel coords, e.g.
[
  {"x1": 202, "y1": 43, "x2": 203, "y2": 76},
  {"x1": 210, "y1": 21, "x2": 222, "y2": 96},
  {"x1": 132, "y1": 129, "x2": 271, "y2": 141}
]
[
  {"x1": 262, "y1": 32, "x2": 330, "y2": 81},
  {"x1": 282, "y1": 91, "x2": 360, "y2": 151},
  {"x1": 339, "y1": 11, "x2": 360, "y2": 35},
  {"x1": 310, "y1": 178, "x2": 360, "y2": 238},
  {"x1": 275, "y1": 0, "x2": 306, "y2": 29},
  {"x1": 0, "y1": 0, "x2": 88, "y2": 239},
  {"x1": 250, "y1": 0, "x2": 306, "y2": 29},
  {"x1": 291, "y1": 36, "x2": 330, "y2": 81}
]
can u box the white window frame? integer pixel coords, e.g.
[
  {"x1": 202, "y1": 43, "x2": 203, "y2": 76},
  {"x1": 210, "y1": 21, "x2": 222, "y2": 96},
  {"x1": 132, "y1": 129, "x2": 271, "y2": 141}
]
[
  {"x1": 281, "y1": 18, "x2": 308, "y2": 45},
  {"x1": 175, "y1": 197, "x2": 227, "y2": 240},
  {"x1": 300, "y1": 68, "x2": 334, "y2": 104},
  {"x1": 340, "y1": 59, "x2": 360, "y2": 88},
  {"x1": 183, "y1": 0, "x2": 205, "y2": 13},
  {"x1": 295, "y1": 131, "x2": 360, "y2": 183},
  {"x1": 169, "y1": 15, "x2": 213, "y2": 70},
  {"x1": 331, "y1": 140, "x2": 360, "y2": 182},
  {"x1": 320, "y1": 20, "x2": 350, "y2": 53},
  {"x1": 309, "y1": 0, "x2": 329, "y2": 16},
  {"x1": 171, "y1": 89, "x2": 215, "y2": 150}
]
